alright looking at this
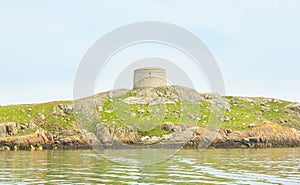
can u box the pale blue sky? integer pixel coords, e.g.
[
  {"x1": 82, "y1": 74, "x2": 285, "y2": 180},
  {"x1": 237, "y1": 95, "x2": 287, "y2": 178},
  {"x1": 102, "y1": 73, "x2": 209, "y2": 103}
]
[{"x1": 0, "y1": 0, "x2": 300, "y2": 105}]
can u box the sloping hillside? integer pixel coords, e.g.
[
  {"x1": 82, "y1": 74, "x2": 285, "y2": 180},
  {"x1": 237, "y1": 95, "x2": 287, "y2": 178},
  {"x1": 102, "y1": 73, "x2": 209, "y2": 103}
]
[{"x1": 0, "y1": 86, "x2": 299, "y2": 150}]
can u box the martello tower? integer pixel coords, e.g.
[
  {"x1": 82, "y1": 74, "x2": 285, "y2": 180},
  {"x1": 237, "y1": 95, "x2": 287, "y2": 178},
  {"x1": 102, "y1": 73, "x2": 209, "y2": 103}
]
[{"x1": 133, "y1": 67, "x2": 166, "y2": 89}]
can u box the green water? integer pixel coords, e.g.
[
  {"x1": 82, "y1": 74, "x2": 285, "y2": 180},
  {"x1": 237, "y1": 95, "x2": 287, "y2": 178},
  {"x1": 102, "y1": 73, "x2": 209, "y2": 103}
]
[{"x1": 0, "y1": 148, "x2": 299, "y2": 184}]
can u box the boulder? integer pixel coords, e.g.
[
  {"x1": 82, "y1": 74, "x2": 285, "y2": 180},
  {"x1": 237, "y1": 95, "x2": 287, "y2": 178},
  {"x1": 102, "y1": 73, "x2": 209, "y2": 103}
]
[
  {"x1": 82, "y1": 132, "x2": 100, "y2": 145},
  {"x1": 248, "y1": 124, "x2": 255, "y2": 129},
  {"x1": 163, "y1": 122, "x2": 175, "y2": 131},
  {"x1": 108, "y1": 89, "x2": 130, "y2": 98},
  {"x1": 122, "y1": 97, "x2": 152, "y2": 105},
  {"x1": 174, "y1": 124, "x2": 187, "y2": 132},
  {"x1": 286, "y1": 103, "x2": 300, "y2": 113},
  {"x1": 96, "y1": 126, "x2": 111, "y2": 143},
  {"x1": 175, "y1": 86, "x2": 204, "y2": 102},
  {"x1": 58, "y1": 104, "x2": 73, "y2": 115},
  {"x1": 0, "y1": 124, "x2": 6, "y2": 137},
  {"x1": 224, "y1": 128, "x2": 233, "y2": 134},
  {"x1": 221, "y1": 116, "x2": 231, "y2": 122},
  {"x1": 149, "y1": 136, "x2": 160, "y2": 142},
  {"x1": 0, "y1": 122, "x2": 18, "y2": 137},
  {"x1": 137, "y1": 109, "x2": 146, "y2": 114},
  {"x1": 0, "y1": 146, "x2": 10, "y2": 151},
  {"x1": 140, "y1": 136, "x2": 150, "y2": 141}
]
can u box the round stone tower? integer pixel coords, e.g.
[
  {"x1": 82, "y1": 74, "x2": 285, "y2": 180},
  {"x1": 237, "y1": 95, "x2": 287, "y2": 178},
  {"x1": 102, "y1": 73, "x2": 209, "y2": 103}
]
[{"x1": 133, "y1": 67, "x2": 166, "y2": 89}]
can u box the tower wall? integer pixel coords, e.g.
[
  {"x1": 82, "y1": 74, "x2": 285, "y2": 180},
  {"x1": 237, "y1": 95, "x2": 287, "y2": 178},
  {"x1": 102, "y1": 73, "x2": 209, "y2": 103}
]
[{"x1": 133, "y1": 67, "x2": 166, "y2": 89}]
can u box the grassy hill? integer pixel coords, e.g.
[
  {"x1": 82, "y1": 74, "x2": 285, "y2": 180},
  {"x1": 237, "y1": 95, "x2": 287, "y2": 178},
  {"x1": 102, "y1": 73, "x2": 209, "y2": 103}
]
[{"x1": 0, "y1": 86, "x2": 299, "y2": 139}]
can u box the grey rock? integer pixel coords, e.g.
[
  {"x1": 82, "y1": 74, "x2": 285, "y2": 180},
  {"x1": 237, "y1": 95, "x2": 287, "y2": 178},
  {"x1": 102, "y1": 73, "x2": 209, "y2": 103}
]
[
  {"x1": 28, "y1": 122, "x2": 39, "y2": 129},
  {"x1": 175, "y1": 86, "x2": 204, "y2": 102},
  {"x1": 108, "y1": 89, "x2": 130, "y2": 98},
  {"x1": 163, "y1": 122, "x2": 175, "y2": 131},
  {"x1": 96, "y1": 125, "x2": 112, "y2": 143},
  {"x1": 261, "y1": 106, "x2": 271, "y2": 112},
  {"x1": 0, "y1": 146, "x2": 10, "y2": 151},
  {"x1": 149, "y1": 97, "x2": 165, "y2": 105},
  {"x1": 61, "y1": 130, "x2": 73, "y2": 136},
  {"x1": 225, "y1": 128, "x2": 233, "y2": 134},
  {"x1": 64, "y1": 105, "x2": 73, "y2": 115},
  {"x1": 122, "y1": 97, "x2": 152, "y2": 105},
  {"x1": 0, "y1": 124, "x2": 6, "y2": 137},
  {"x1": 104, "y1": 109, "x2": 113, "y2": 113},
  {"x1": 58, "y1": 104, "x2": 73, "y2": 115},
  {"x1": 172, "y1": 110, "x2": 180, "y2": 119},
  {"x1": 280, "y1": 119, "x2": 288, "y2": 123},
  {"x1": 174, "y1": 124, "x2": 187, "y2": 132},
  {"x1": 147, "y1": 109, "x2": 153, "y2": 113},
  {"x1": 83, "y1": 132, "x2": 100, "y2": 145},
  {"x1": 0, "y1": 122, "x2": 18, "y2": 137},
  {"x1": 149, "y1": 136, "x2": 160, "y2": 142},
  {"x1": 30, "y1": 145, "x2": 35, "y2": 151},
  {"x1": 242, "y1": 138, "x2": 250, "y2": 143},
  {"x1": 140, "y1": 136, "x2": 150, "y2": 141},
  {"x1": 97, "y1": 106, "x2": 103, "y2": 112},
  {"x1": 137, "y1": 109, "x2": 146, "y2": 114},
  {"x1": 38, "y1": 114, "x2": 46, "y2": 120},
  {"x1": 161, "y1": 134, "x2": 172, "y2": 140},
  {"x1": 189, "y1": 114, "x2": 202, "y2": 121},
  {"x1": 286, "y1": 103, "x2": 300, "y2": 113},
  {"x1": 248, "y1": 124, "x2": 255, "y2": 129},
  {"x1": 20, "y1": 124, "x2": 27, "y2": 130},
  {"x1": 220, "y1": 116, "x2": 231, "y2": 122}
]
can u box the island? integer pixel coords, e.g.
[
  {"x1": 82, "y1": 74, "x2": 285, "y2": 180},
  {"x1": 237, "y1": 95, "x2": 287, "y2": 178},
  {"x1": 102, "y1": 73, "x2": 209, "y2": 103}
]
[{"x1": 0, "y1": 67, "x2": 299, "y2": 150}]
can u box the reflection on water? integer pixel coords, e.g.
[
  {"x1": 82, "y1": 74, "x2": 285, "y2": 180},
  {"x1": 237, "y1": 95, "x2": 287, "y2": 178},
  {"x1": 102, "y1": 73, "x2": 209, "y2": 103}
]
[
  {"x1": 99, "y1": 148, "x2": 181, "y2": 166},
  {"x1": 0, "y1": 148, "x2": 299, "y2": 184}
]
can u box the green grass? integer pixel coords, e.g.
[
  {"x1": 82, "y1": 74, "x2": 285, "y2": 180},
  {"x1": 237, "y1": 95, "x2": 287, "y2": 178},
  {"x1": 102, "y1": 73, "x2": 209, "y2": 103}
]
[
  {"x1": 0, "y1": 101, "x2": 76, "y2": 134},
  {"x1": 222, "y1": 97, "x2": 292, "y2": 130},
  {"x1": 16, "y1": 128, "x2": 36, "y2": 136},
  {"x1": 97, "y1": 95, "x2": 296, "y2": 135},
  {"x1": 0, "y1": 91, "x2": 298, "y2": 138},
  {"x1": 138, "y1": 126, "x2": 173, "y2": 137},
  {"x1": 98, "y1": 97, "x2": 214, "y2": 136}
]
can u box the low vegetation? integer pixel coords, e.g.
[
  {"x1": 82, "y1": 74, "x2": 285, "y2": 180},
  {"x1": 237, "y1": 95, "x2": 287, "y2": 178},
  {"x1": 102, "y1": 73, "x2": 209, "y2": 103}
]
[{"x1": 0, "y1": 86, "x2": 299, "y2": 138}]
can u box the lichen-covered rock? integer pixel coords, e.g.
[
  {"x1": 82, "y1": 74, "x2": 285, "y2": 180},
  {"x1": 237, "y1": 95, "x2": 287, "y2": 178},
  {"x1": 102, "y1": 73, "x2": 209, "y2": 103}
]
[
  {"x1": 163, "y1": 122, "x2": 175, "y2": 131},
  {"x1": 182, "y1": 121, "x2": 300, "y2": 149},
  {"x1": 0, "y1": 122, "x2": 18, "y2": 137},
  {"x1": 82, "y1": 132, "x2": 100, "y2": 145},
  {"x1": 286, "y1": 103, "x2": 300, "y2": 113},
  {"x1": 58, "y1": 104, "x2": 73, "y2": 115},
  {"x1": 0, "y1": 124, "x2": 6, "y2": 137}
]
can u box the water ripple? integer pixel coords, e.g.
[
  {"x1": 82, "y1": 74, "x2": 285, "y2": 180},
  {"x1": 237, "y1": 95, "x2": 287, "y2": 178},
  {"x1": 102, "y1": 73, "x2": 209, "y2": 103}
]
[{"x1": 0, "y1": 148, "x2": 299, "y2": 184}]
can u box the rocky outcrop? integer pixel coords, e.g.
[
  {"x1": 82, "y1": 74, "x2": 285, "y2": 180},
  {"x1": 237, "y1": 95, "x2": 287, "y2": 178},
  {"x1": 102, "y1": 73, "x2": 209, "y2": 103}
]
[
  {"x1": 0, "y1": 122, "x2": 18, "y2": 137},
  {"x1": 184, "y1": 122, "x2": 300, "y2": 149},
  {"x1": 0, "y1": 129, "x2": 51, "y2": 150},
  {"x1": 121, "y1": 86, "x2": 210, "y2": 105},
  {"x1": 0, "y1": 121, "x2": 299, "y2": 150},
  {"x1": 286, "y1": 103, "x2": 300, "y2": 113},
  {"x1": 0, "y1": 129, "x2": 91, "y2": 151}
]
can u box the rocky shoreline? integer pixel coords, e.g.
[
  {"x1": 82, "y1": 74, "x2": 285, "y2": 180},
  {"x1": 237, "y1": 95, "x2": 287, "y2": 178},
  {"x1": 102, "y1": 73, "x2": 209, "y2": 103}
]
[{"x1": 0, "y1": 121, "x2": 299, "y2": 151}]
